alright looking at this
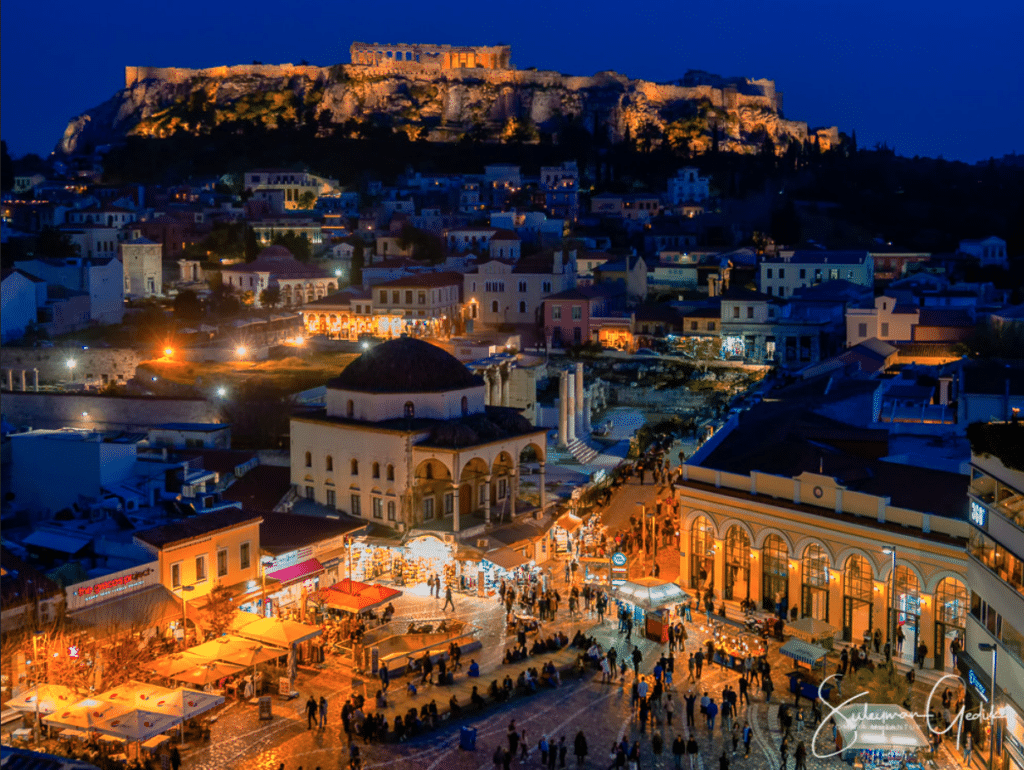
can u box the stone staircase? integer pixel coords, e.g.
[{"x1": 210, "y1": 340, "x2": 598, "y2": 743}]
[{"x1": 565, "y1": 437, "x2": 600, "y2": 464}]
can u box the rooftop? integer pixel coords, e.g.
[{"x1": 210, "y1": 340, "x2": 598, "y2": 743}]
[
  {"x1": 134, "y1": 510, "x2": 263, "y2": 549},
  {"x1": 221, "y1": 465, "x2": 293, "y2": 511},
  {"x1": 258, "y1": 511, "x2": 364, "y2": 555},
  {"x1": 327, "y1": 337, "x2": 482, "y2": 394}
]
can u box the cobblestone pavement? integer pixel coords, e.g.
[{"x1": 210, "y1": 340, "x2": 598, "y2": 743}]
[{"x1": 179, "y1": 472, "x2": 971, "y2": 770}]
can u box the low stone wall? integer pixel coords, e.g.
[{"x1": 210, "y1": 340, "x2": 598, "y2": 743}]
[
  {"x1": 1, "y1": 347, "x2": 147, "y2": 388},
  {"x1": 0, "y1": 392, "x2": 221, "y2": 432}
]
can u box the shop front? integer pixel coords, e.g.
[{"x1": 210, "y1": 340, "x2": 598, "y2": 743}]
[
  {"x1": 612, "y1": 578, "x2": 691, "y2": 642},
  {"x1": 834, "y1": 704, "x2": 929, "y2": 769},
  {"x1": 957, "y1": 652, "x2": 1024, "y2": 770}
]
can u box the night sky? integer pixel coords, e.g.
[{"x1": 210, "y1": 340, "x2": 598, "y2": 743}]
[{"x1": 2, "y1": 0, "x2": 1020, "y2": 163}]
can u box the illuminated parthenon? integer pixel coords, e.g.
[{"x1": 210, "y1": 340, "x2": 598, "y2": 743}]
[{"x1": 349, "y1": 42, "x2": 512, "y2": 70}]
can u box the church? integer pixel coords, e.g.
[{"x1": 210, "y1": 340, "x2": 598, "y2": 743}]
[{"x1": 290, "y1": 338, "x2": 547, "y2": 535}]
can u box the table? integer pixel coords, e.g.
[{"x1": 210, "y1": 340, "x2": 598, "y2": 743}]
[
  {"x1": 142, "y1": 734, "x2": 170, "y2": 753},
  {"x1": 11, "y1": 727, "x2": 33, "y2": 743},
  {"x1": 60, "y1": 728, "x2": 89, "y2": 742}
]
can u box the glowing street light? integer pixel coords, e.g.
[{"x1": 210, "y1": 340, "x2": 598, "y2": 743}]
[
  {"x1": 236, "y1": 345, "x2": 247, "y2": 357},
  {"x1": 217, "y1": 387, "x2": 227, "y2": 398},
  {"x1": 164, "y1": 347, "x2": 174, "y2": 358}
]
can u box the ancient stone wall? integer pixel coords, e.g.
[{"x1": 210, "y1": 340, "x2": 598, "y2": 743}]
[
  {"x1": 125, "y1": 64, "x2": 327, "y2": 89},
  {"x1": 1, "y1": 392, "x2": 220, "y2": 432},
  {"x1": 1, "y1": 347, "x2": 147, "y2": 387}
]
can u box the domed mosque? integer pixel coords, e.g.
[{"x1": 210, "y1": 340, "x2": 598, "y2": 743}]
[{"x1": 291, "y1": 338, "x2": 547, "y2": 534}]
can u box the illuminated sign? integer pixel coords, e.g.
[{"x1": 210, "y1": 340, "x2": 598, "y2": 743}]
[
  {"x1": 67, "y1": 646, "x2": 79, "y2": 659},
  {"x1": 969, "y1": 668, "x2": 988, "y2": 702},
  {"x1": 73, "y1": 568, "x2": 153, "y2": 601},
  {"x1": 970, "y1": 500, "x2": 988, "y2": 528},
  {"x1": 611, "y1": 552, "x2": 628, "y2": 567}
]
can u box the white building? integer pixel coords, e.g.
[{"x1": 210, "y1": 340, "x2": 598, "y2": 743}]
[
  {"x1": 290, "y1": 338, "x2": 548, "y2": 533},
  {"x1": 667, "y1": 167, "x2": 710, "y2": 204},
  {"x1": 220, "y1": 245, "x2": 337, "y2": 307},
  {"x1": 465, "y1": 248, "x2": 577, "y2": 328},
  {"x1": 761, "y1": 251, "x2": 874, "y2": 298},
  {"x1": 244, "y1": 169, "x2": 339, "y2": 210},
  {"x1": 14, "y1": 256, "x2": 124, "y2": 325},
  {"x1": 959, "y1": 236, "x2": 1008, "y2": 269},
  {"x1": 1, "y1": 269, "x2": 44, "y2": 343},
  {"x1": 120, "y1": 237, "x2": 163, "y2": 297},
  {"x1": 845, "y1": 295, "x2": 919, "y2": 346}
]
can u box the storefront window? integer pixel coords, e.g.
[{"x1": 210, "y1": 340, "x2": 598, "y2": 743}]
[
  {"x1": 893, "y1": 565, "x2": 921, "y2": 665},
  {"x1": 762, "y1": 534, "x2": 789, "y2": 613},
  {"x1": 801, "y1": 544, "x2": 830, "y2": 621}
]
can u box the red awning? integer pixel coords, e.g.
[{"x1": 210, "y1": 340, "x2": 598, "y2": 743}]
[{"x1": 265, "y1": 558, "x2": 323, "y2": 584}]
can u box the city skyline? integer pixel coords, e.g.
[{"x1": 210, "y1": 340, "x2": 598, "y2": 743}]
[{"x1": 2, "y1": 0, "x2": 1021, "y2": 163}]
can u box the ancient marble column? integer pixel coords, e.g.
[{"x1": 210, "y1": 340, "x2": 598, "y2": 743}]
[
  {"x1": 33, "y1": 369, "x2": 39, "y2": 392},
  {"x1": 5, "y1": 370, "x2": 12, "y2": 392},
  {"x1": 501, "y1": 364, "x2": 511, "y2": 407},
  {"x1": 574, "y1": 363, "x2": 585, "y2": 438},
  {"x1": 558, "y1": 371, "x2": 568, "y2": 448},
  {"x1": 566, "y1": 369, "x2": 577, "y2": 444},
  {"x1": 482, "y1": 475, "x2": 492, "y2": 525},
  {"x1": 583, "y1": 394, "x2": 592, "y2": 435},
  {"x1": 20, "y1": 370, "x2": 27, "y2": 392}
]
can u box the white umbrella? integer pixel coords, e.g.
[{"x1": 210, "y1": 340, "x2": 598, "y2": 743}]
[
  {"x1": 97, "y1": 709, "x2": 181, "y2": 743},
  {"x1": 149, "y1": 689, "x2": 224, "y2": 721}
]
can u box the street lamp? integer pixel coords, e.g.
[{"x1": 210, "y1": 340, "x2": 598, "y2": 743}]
[
  {"x1": 66, "y1": 358, "x2": 76, "y2": 383},
  {"x1": 979, "y1": 642, "x2": 999, "y2": 770},
  {"x1": 882, "y1": 546, "x2": 897, "y2": 658}
]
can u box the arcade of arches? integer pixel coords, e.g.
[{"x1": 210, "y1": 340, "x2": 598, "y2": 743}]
[{"x1": 680, "y1": 511, "x2": 968, "y2": 671}]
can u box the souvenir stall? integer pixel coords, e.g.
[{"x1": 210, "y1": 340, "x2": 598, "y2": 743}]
[
  {"x1": 453, "y1": 545, "x2": 486, "y2": 594},
  {"x1": 786, "y1": 617, "x2": 838, "y2": 651},
  {"x1": 834, "y1": 704, "x2": 928, "y2": 769},
  {"x1": 551, "y1": 512, "x2": 582, "y2": 557},
  {"x1": 481, "y1": 547, "x2": 537, "y2": 595},
  {"x1": 345, "y1": 540, "x2": 401, "y2": 583},
  {"x1": 705, "y1": 622, "x2": 768, "y2": 670},
  {"x1": 612, "y1": 578, "x2": 691, "y2": 641},
  {"x1": 391, "y1": 535, "x2": 455, "y2": 589}
]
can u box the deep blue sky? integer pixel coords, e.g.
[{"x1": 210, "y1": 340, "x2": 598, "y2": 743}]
[{"x1": 2, "y1": 0, "x2": 1020, "y2": 163}]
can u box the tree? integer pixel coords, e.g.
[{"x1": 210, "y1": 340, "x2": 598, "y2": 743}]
[
  {"x1": 198, "y1": 585, "x2": 237, "y2": 639},
  {"x1": 173, "y1": 289, "x2": 204, "y2": 322},
  {"x1": 0, "y1": 141, "x2": 13, "y2": 192},
  {"x1": 35, "y1": 227, "x2": 79, "y2": 258},
  {"x1": 244, "y1": 227, "x2": 260, "y2": 262},
  {"x1": 271, "y1": 230, "x2": 311, "y2": 261},
  {"x1": 297, "y1": 190, "x2": 317, "y2": 209},
  {"x1": 259, "y1": 285, "x2": 282, "y2": 308},
  {"x1": 397, "y1": 223, "x2": 444, "y2": 264}
]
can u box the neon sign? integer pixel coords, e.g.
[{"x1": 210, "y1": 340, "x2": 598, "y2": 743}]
[
  {"x1": 73, "y1": 568, "x2": 153, "y2": 600},
  {"x1": 969, "y1": 669, "x2": 987, "y2": 702},
  {"x1": 970, "y1": 501, "x2": 987, "y2": 528}
]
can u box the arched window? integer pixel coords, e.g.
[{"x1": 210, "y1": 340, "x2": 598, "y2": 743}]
[
  {"x1": 724, "y1": 526, "x2": 750, "y2": 601},
  {"x1": 762, "y1": 534, "x2": 789, "y2": 613},
  {"x1": 387, "y1": 464, "x2": 395, "y2": 481},
  {"x1": 934, "y1": 576, "x2": 967, "y2": 671},
  {"x1": 689, "y1": 516, "x2": 714, "y2": 590},
  {"x1": 304, "y1": 451, "x2": 312, "y2": 468},
  {"x1": 893, "y1": 565, "x2": 921, "y2": 664},
  {"x1": 325, "y1": 455, "x2": 333, "y2": 472},
  {"x1": 372, "y1": 462, "x2": 380, "y2": 479},
  {"x1": 346, "y1": 400, "x2": 354, "y2": 419},
  {"x1": 351, "y1": 459, "x2": 359, "y2": 475},
  {"x1": 404, "y1": 401, "x2": 415, "y2": 418},
  {"x1": 801, "y1": 544, "x2": 830, "y2": 621},
  {"x1": 843, "y1": 555, "x2": 874, "y2": 643},
  {"x1": 461, "y1": 396, "x2": 469, "y2": 416}
]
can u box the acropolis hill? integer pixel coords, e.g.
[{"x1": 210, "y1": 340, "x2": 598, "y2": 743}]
[{"x1": 60, "y1": 43, "x2": 839, "y2": 154}]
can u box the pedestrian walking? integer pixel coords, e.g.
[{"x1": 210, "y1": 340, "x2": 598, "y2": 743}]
[
  {"x1": 686, "y1": 735, "x2": 699, "y2": 770},
  {"x1": 705, "y1": 698, "x2": 718, "y2": 732},
  {"x1": 964, "y1": 732, "x2": 973, "y2": 764},
  {"x1": 319, "y1": 695, "x2": 328, "y2": 729},
  {"x1": 573, "y1": 730, "x2": 588, "y2": 768},
  {"x1": 306, "y1": 695, "x2": 318, "y2": 729},
  {"x1": 443, "y1": 584, "x2": 455, "y2": 612},
  {"x1": 684, "y1": 691, "x2": 697, "y2": 727},
  {"x1": 169, "y1": 746, "x2": 181, "y2": 770},
  {"x1": 672, "y1": 734, "x2": 685, "y2": 770},
  {"x1": 742, "y1": 722, "x2": 752, "y2": 758}
]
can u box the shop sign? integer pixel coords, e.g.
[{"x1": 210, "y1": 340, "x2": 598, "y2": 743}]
[
  {"x1": 968, "y1": 668, "x2": 988, "y2": 702},
  {"x1": 71, "y1": 567, "x2": 154, "y2": 603},
  {"x1": 970, "y1": 500, "x2": 987, "y2": 528},
  {"x1": 611, "y1": 552, "x2": 628, "y2": 586},
  {"x1": 611, "y1": 552, "x2": 628, "y2": 567}
]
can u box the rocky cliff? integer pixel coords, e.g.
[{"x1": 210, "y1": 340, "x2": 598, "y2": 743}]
[{"x1": 59, "y1": 62, "x2": 836, "y2": 155}]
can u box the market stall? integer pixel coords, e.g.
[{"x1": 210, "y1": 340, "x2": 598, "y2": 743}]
[
  {"x1": 551, "y1": 513, "x2": 582, "y2": 556},
  {"x1": 780, "y1": 638, "x2": 833, "y2": 701},
  {"x1": 707, "y1": 623, "x2": 768, "y2": 670},
  {"x1": 612, "y1": 578, "x2": 691, "y2": 641},
  {"x1": 787, "y1": 617, "x2": 838, "y2": 650},
  {"x1": 834, "y1": 703, "x2": 929, "y2": 768}
]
